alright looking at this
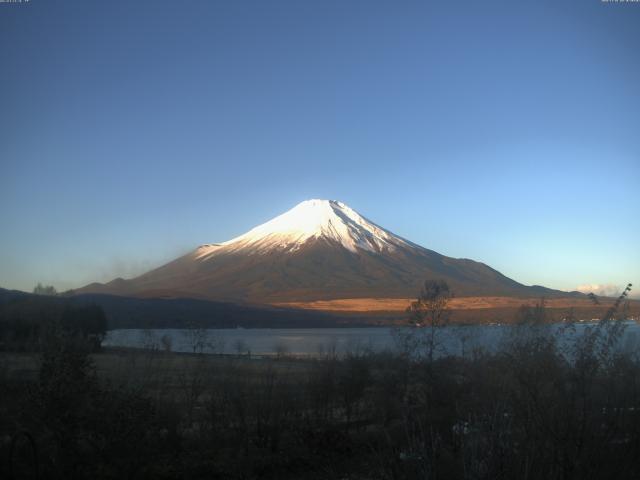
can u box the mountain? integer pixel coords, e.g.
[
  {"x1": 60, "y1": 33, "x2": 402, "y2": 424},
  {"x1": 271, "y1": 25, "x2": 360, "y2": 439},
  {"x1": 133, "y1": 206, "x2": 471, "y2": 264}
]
[{"x1": 76, "y1": 199, "x2": 574, "y2": 303}]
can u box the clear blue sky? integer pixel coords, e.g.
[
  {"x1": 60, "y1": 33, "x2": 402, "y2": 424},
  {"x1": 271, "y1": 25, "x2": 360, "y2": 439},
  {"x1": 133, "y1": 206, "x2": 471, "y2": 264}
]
[{"x1": 1, "y1": 0, "x2": 638, "y2": 297}]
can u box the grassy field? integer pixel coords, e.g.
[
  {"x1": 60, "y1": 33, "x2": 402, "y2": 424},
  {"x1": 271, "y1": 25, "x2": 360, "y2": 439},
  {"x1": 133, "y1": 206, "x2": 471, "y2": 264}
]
[{"x1": 1, "y1": 347, "x2": 312, "y2": 399}]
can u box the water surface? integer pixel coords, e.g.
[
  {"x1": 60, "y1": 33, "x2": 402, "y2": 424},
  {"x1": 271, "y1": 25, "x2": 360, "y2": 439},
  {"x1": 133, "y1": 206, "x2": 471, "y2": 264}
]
[{"x1": 103, "y1": 321, "x2": 640, "y2": 358}]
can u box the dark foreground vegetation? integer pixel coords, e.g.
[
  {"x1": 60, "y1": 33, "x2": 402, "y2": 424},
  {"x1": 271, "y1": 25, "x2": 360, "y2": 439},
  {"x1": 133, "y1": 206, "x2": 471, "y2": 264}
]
[{"x1": 1, "y1": 284, "x2": 639, "y2": 479}]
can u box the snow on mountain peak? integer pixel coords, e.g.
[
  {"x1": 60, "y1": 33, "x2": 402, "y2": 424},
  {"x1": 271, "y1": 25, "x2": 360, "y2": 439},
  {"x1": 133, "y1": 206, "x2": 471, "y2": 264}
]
[{"x1": 196, "y1": 199, "x2": 412, "y2": 258}]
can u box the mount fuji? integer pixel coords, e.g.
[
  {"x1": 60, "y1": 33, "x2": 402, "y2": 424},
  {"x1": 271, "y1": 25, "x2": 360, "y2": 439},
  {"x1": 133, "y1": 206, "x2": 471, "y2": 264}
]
[{"x1": 77, "y1": 199, "x2": 570, "y2": 304}]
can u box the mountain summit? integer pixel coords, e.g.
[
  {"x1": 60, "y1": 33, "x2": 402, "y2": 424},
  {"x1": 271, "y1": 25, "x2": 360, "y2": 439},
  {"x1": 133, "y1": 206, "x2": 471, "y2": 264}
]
[
  {"x1": 78, "y1": 199, "x2": 568, "y2": 303},
  {"x1": 196, "y1": 199, "x2": 413, "y2": 257}
]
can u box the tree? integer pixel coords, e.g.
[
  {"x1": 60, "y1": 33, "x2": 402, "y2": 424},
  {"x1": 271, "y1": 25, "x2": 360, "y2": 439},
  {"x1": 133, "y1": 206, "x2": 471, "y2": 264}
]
[
  {"x1": 406, "y1": 279, "x2": 453, "y2": 362},
  {"x1": 160, "y1": 334, "x2": 173, "y2": 353},
  {"x1": 33, "y1": 283, "x2": 57, "y2": 296},
  {"x1": 60, "y1": 304, "x2": 108, "y2": 350},
  {"x1": 234, "y1": 338, "x2": 248, "y2": 356},
  {"x1": 183, "y1": 324, "x2": 210, "y2": 354}
]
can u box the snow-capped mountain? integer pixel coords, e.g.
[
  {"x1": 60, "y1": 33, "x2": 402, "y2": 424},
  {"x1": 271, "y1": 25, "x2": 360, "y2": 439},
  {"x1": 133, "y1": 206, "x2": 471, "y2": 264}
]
[
  {"x1": 78, "y1": 199, "x2": 566, "y2": 303},
  {"x1": 196, "y1": 199, "x2": 413, "y2": 257}
]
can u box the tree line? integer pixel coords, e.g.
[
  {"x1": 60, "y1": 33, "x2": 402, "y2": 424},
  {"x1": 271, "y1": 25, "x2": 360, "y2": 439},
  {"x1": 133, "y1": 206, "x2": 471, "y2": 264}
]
[{"x1": 0, "y1": 293, "x2": 107, "y2": 352}]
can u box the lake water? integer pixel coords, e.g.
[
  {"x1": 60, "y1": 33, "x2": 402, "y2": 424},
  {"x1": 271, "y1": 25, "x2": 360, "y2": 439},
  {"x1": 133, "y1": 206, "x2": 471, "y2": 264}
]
[{"x1": 103, "y1": 321, "x2": 640, "y2": 358}]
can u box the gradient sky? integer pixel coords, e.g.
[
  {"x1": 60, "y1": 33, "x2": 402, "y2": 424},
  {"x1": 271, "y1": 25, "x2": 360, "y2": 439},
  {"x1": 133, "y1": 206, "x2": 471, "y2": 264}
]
[{"x1": 1, "y1": 0, "x2": 638, "y2": 297}]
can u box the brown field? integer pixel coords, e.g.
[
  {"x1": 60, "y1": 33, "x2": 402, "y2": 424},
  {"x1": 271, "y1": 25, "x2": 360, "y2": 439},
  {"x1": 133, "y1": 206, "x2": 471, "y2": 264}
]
[
  {"x1": 274, "y1": 296, "x2": 634, "y2": 312},
  {"x1": 273, "y1": 296, "x2": 640, "y2": 325}
]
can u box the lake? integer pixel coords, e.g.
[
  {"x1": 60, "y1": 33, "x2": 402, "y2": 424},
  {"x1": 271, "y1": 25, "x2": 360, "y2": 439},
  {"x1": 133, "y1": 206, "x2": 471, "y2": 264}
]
[{"x1": 103, "y1": 321, "x2": 640, "y2": 358}]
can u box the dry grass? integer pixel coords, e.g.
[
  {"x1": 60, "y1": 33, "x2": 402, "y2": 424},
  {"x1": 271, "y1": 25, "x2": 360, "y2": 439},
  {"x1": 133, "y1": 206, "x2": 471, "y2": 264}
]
[
  {"x1": 0, "y1": 349, "x2": 311, "y2": 397},
  {"x1": 274, "y1": 296, "x2": 640, "y2": 313},
  {"x1": 273, "y1": 296, "x2": 640, "y2": 325}
]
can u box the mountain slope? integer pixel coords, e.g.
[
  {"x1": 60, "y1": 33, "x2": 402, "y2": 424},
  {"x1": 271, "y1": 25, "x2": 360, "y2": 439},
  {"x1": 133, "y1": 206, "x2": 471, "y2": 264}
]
[{"x1": 77, "y1": 199, "x2": 574, "y2": 302}]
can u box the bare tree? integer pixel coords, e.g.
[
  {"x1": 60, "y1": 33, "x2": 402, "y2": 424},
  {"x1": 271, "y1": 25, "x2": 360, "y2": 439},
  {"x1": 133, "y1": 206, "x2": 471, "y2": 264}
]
[
  {"x1": 183, "y1": 325, "x2": 210, "y2": 354},
  {"x1": 234, "y1": 338, "x2": 248, "y2": 356},
  {"x1": 139, "y1": 329, "x2": 158, "y2": 351},
  {"x1": 406, "y1": 279, "x2": 453, "y2": 362},
  {"x1": 274, "y1": 341, "x2": 289, "y2": 359},
  {"x1": 160, "y1": 334, "x2": 173, "y2": 353}
]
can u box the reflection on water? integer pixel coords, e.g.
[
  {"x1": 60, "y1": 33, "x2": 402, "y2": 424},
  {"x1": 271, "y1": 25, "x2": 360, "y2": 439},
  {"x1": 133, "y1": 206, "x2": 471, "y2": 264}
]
[{"x1": 103, "y1": 321, "x2": 640, "y2": 358}]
